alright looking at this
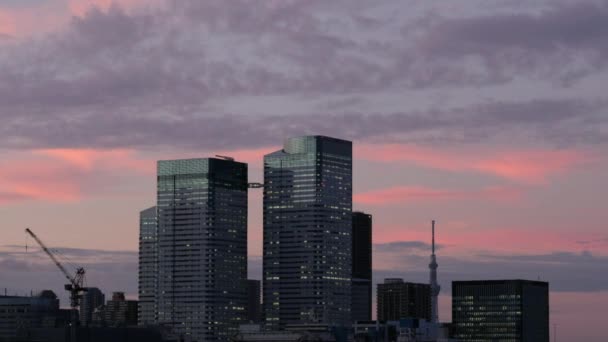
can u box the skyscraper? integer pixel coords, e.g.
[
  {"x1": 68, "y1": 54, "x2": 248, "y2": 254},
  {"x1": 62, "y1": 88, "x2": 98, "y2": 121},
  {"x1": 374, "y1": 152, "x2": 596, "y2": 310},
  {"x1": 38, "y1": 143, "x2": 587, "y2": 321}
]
[
  {"x1": 352, "y1": 211, "x2": 372, "y2": 323},
  {"x1": 138, "y1": 206, "x2": 157, "y2": 326},
  {"x1": 246, "y1": 279, "x2": 261, "y2": 323},
  {"x1": 80, "y1": 287, "x2": 105, "y2": 327},
  {"x1": 377, "y1": 279, "x2": 431, "y2": 321},
  {"x1": 263, "y1": 136, "x2": 353, "y2": 328},
  {"x1": 157, "y1": 158, "x2": 248, "y2": 341},
  {"x1": 452, "y1": 280, "x2": 549, "y2": 342}
]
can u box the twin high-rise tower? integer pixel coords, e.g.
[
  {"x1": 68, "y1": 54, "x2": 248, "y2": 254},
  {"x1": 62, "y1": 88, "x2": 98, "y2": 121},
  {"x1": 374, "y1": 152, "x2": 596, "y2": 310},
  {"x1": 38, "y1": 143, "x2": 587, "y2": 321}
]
[
  {"x1": 139, "y1": 136, "x2": 361, "y2": 341},
  {"x1": 140, "y1": 158, "x2": 249, "y2": 341},
  {"x1": 263, "y1": 136, "x2": 353, "y2": 328}
]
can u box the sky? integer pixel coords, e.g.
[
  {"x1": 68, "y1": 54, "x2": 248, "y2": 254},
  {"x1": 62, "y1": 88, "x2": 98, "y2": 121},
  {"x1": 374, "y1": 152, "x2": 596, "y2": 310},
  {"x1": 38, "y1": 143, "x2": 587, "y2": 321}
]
[{"x1": 0, "y1": 0, "x2": 607, "y2": 340}]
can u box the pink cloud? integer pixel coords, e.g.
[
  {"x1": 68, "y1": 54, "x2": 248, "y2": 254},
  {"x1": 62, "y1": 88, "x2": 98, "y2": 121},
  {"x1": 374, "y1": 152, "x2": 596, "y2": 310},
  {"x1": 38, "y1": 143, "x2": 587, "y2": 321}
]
[
  {"x1": 356, "y1": 144, "x2": 464, "y2": 171},
  {"x1": 0, "y1": 4, "x2": 68, "y2": 38},
  {"x1": 0, "y1": 147, "x2": 275, "y2": 205},
  {"x1": 356, "y1": 144, "x2": 591, "y2": 184},
  {"x1": 0, "y1": 159, "x2": 83, "y2": 203},
  {"x1": 35, "y1": 148, "x2": 153, "y2": 174},
  {"x1": 0, "y1": 9, "x2": 16, "y2": 36},
  {"x1": 0, "y1": 0, "x2": 157, "y2": 38},
  {"x1": 0, "y1": 149, "x2": 152, "y2": 204},
  {"x1": 354, "y1": 185, "x2": 522, "y2": 206},
  {"x1": 474, "y1": 150, "x2": 588, "y2": 183}
]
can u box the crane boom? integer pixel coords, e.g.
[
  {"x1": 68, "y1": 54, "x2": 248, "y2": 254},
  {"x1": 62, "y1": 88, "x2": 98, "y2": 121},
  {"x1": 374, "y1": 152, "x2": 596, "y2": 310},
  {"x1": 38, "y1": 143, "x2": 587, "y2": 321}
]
[
  {"x1": 24, "y1": 228, "x2": 86, "y2": 297},
  {"x1": 25, "y1": 228, "x2": 86, "y2": 342},
  {"x1": 25, "y1": 228, "x2": 74, "y2": 286}
]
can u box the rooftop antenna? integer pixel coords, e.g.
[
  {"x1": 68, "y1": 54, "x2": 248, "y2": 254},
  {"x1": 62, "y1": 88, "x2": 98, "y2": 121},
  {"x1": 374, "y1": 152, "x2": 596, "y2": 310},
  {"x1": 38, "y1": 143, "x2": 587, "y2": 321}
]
[{"x1": 432, "y1": 220, "x2": 435, "y2": 254}]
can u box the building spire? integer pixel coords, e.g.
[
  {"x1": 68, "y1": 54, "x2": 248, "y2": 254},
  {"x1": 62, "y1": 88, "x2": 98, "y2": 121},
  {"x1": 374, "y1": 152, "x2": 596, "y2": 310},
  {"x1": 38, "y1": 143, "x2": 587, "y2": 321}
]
[
  {"x1": 429, "y1": 220, "x2": 441, "y2": 323},
  {"x1": 432, "y1": 220, "x2": 435, "y2": 254}
]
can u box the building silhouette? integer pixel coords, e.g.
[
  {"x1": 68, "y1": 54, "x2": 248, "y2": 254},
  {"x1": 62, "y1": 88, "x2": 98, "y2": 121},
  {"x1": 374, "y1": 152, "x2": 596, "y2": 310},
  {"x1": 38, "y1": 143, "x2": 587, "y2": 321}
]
[
  {"x1": 0, "y1": 290, "x2": 67, "y2": 340},
  {"x1": 429, "y1": 220, "x2": 440, "y2": 323},
  {"x1": 245, "y1": 280, "x2": 261, "y2": 323},
  {"x1": 156, "y1": 158, "x2": 248, "y2": 341},
  {"x1": 138, "y1": 206, "x2": 157, "y2": 326},
  {"x1": 351, "y1": 212, "x2": 372, "y2": 323},
  {"x1": 452, "y1": 280, "x2": 549, "y2": 342},
  {"x1": 80, "y1": 287, "x2": 105, "y2": 327},
  {"x1": 377, "y1": 279, "x2": 431, "y2": 321},
  {"x1": 102, "y1": 292, "x2": 138, "y2": 328},
  {"x1": 263, "y1": 136, "x2": 353, "y2": 328}
]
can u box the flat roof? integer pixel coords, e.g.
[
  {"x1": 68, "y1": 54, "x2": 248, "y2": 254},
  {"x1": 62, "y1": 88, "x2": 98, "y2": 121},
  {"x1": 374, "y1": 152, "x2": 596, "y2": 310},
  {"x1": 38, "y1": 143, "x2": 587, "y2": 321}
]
[{"x1": 452, "y1": 279, "x2": 548, "y2": 286}]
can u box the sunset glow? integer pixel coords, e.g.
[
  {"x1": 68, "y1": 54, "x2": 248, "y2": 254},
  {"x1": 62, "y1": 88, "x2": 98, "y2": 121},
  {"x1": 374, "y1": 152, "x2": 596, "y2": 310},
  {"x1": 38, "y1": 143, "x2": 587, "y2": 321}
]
[{"x1": 1, "y1": 1, "x2": 607, "y2": 341}]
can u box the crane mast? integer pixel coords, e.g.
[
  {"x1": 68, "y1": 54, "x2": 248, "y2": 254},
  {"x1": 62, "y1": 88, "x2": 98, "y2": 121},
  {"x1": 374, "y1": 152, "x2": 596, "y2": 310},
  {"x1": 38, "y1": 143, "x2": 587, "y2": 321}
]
[{"x1": 25, "y1": 228, "x2": 86, "y2": 342}]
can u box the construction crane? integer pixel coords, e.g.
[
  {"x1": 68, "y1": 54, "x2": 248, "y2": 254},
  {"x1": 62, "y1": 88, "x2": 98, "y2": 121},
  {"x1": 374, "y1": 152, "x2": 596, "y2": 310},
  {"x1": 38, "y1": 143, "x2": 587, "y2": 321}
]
[{"x1": 25, "y1": 228, "x2": 86, "y2": 342}]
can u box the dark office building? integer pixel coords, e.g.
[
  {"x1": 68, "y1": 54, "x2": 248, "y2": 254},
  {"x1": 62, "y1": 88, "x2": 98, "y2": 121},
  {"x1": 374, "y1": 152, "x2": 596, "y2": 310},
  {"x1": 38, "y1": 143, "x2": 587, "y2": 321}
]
[
  {"x1": 452, "y1": 280, "x2": 549, "y2": 342},
  {"x1": 263, "y1": 136, "x2": 353, "y2": 328},
  {"x1": 138, "y1": 206, "x2": 157, "y2": 326},
  {"x1": 377, "y1": 279, "x2": 431, "y2": 321},
  {"x1": 352, "y1": 212, "x2": 372, "y2": 322},
  {"x1": 0, "y1": 290, "x2": 62, "y2": 340},
  {"x1": 80, "y1": 287, "x2": 105, "y2": 327},
  {"x1": 103, "y1": 292, "x2": 138, "y2": 328},
  {"x1": 157, "y1": 158, "x2": 248, "y2": 341},
  {"x1": 246, "y1": 280, "x2": 262, "y2": 323}
]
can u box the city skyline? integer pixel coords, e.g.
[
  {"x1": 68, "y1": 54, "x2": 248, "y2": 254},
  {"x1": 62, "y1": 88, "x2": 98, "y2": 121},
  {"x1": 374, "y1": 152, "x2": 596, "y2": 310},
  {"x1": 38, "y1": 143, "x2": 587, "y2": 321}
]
[
  {"x1": 1, "y1": 1, "x2": 608, "y2": 341},
  {"x1": 1, "y1": 137, "x2": 600, "y2": 339}
]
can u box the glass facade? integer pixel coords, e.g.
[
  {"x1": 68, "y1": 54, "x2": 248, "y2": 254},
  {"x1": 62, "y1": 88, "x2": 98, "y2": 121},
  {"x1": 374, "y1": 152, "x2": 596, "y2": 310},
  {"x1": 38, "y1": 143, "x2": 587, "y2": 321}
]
[
  {"x1": 263, "y1": 136, "x2": 353, "y2": 328},
  {"x1": 156, "y1": 158, "x2": 248, "y2": 341},
  {"x1": 452, "y1": 280, "x2": 549, "y2": 342},
  {"x1": 138, "y1": 206, "x2": 157, "y2": 326}
]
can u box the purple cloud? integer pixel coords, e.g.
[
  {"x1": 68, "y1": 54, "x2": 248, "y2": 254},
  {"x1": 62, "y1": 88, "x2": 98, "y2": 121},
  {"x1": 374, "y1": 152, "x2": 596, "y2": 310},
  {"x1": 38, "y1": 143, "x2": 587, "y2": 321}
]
[
  {"x1": 418, "y1": 1, "x2": 608, "y2": 84},
  {"x1": 0, "y1": 0, "x2": 607, "y2": 151}
]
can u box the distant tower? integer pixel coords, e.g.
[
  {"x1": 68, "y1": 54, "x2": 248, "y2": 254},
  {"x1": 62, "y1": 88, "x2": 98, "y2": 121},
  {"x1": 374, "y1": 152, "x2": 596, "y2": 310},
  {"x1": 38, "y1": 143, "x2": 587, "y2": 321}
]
[{"x1": 429, "y1": 220, "x2": 440, "y2": 323}]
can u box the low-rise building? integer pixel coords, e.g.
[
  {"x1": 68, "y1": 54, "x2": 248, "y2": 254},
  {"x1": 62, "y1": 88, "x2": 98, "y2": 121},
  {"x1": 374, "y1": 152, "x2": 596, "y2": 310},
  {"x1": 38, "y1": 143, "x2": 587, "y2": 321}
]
[
  {"x1": 452, "y1": 279, "x2": 549, "y2": 342},
  {"x1": 232, "y1": 324, "x2": 346, "y2": 341},
  {"x1": 104, "y1": 292, "x2": 138, "y2": 327},
  {"x1": 354, "y1": 319, "x2": 455, "y2": 342},
  {"x1": 377, "y1": 279, "x2": 431, "y2": 322},
  {"x1": 80, "y1": 287, "x2": 105, "y2": 327},
  {"x1": 91, "y1": 292, "x2": 138, "y2": 328},
  {"x1": 0, "y1": 290, "x2": 62, "y2": 341}
]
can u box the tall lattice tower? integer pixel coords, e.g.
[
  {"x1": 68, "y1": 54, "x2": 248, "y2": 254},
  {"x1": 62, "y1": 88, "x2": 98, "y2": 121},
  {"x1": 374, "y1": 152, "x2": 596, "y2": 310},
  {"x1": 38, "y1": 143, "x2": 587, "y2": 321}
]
[{"x1": 429, "y1": 220, "x2": 441, "y2": 323}]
